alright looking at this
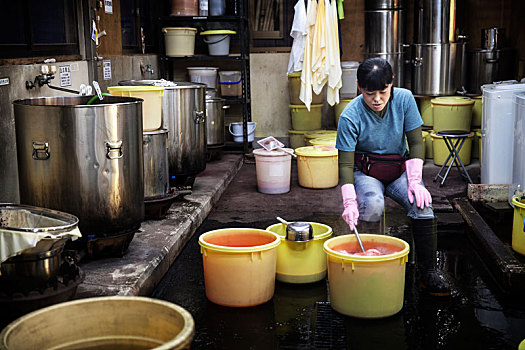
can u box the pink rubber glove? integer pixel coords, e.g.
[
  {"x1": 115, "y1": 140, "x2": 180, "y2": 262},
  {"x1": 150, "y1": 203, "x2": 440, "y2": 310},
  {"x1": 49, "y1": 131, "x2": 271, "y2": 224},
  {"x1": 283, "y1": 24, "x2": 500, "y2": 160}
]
[
  {"x1": 341, "y1": 183, "x2": 359, "y2": 230},
  {"x1": 406, "y1": 158, "x2": 432, "y2": 209}
]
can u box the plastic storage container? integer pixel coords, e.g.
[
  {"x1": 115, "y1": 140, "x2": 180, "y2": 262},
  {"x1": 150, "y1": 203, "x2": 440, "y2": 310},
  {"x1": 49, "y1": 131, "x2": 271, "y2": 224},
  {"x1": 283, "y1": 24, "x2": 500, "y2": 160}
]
[
  {"x1": 198, "y1": 228, "x2": 281, "y2": 307},
  {"x1": 187, "y1": 67, "x2": 219, "y2": 89},
  {"x1": 266, "y1": 222, "x2": 333, "y2": 283},
  {"x1": 430, "y1": 131, "x2": 473, "y2": 166},
  {"x1": 229, "y1": 122, "x2": 256, "y2": 142},
  {"x1": 340, "y1": 61, "x2": 359, "y2": 99},
  {"x1": 323, "y1": 234, "x2": 410, "y2": 318},
  {"x1": 0, "y1": 296, "x2": 195, "y2": 350},
  {"x1": 511, "y1": 197, "x2": 525, "y2": 255},
  {"x1": 418, "y1": 97, "x2": 433, "y2": 127},
  {"x1": 171, "y1": 0, "x2": 199, "y2": 15},
  {"x1": 290, "y1": 104, "x2": 323, "y2": 131},
  {"x1": 288, "y1": 130, "x2": 308, "y2": 149},
  {"x1": 107, "y1": 85, "x2": 165, "y2": 131},
  {"x1": 162, "y1": 27, "x2": 197, "y2": 57},
  {"x1": 512, "y1": 92, "x2": 525, "y2": 202},
  {"x1": 200, "y1": 30, "x2": 236, "y2": 56},
  {"x1": 471, "y1": 95, "x2": 482, "y2": 127},
  {"x1": 253, "y1": 148, "x2": 292, "y2": 194},
  {"x1": 431, "y1": 96, "x2": 474, "y2": 132},
  {"x1": 287, "y1": 72, "x2": 324, "y2": 105},
  {"x1": 219, "y1": 70, "x2": 242, "y2": 96},
  {"x1": 295, "y1": 146, "x2": 338, "y2": 188},
  {"x1": 335, "y1": 99, "x2": 353, "y2": 127},
  {"x1": 304, "y1": 130, "x2": 336, "y2": 146},
  {"x1": 481, "y1": 82, "x2": 525, "y2": 184}
]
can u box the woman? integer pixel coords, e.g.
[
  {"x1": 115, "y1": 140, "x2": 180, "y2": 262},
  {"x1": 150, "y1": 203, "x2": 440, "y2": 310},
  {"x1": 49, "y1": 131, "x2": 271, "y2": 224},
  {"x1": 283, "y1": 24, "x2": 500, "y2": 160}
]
[{"x1": 336, "y1": 57, "x2": 450, "y2": 297}]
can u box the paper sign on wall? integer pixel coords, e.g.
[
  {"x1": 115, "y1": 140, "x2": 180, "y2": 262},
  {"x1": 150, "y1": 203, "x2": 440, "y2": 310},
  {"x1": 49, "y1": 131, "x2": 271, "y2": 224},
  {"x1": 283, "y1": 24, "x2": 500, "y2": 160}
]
[
  {"x1": 105, "y1": 0, "x2": 113, "y2": 14},
  {"x1": 59, "y1": 65, "x2": 72, "y2": 87},
  {"x1": 103, "y1": 60, "x2": 112, "y2": 80}
]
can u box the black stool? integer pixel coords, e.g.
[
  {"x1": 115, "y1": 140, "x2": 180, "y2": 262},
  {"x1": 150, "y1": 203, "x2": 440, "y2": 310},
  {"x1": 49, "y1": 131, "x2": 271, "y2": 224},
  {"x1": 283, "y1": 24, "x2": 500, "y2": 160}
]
[{"x1": 433, "y1": 130, "x2": 474, "y2": 186}]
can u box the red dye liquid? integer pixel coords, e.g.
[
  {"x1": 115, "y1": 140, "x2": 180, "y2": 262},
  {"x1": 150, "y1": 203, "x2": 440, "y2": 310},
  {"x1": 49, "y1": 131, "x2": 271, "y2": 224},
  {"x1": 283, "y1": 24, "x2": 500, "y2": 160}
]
[
  {"x1": 332, "y1": 241, "x2": 402, "y2": 256},
  {"x1": 206, "y1": 232, "x2": 276, "y2": 247}
]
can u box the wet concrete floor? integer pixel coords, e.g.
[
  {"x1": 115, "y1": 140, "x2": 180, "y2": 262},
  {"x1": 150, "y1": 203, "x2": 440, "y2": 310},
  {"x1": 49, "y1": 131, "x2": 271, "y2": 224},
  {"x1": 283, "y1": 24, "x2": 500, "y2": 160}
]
[{"x1": 152, "y1": 161, "x2": 525, "y2": 349}]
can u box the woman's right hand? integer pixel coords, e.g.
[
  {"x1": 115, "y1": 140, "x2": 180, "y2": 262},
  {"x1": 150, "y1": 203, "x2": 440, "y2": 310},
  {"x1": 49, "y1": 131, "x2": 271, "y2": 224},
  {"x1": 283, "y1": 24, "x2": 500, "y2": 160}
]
[{"x1": 341, "y1": 184, "x2": 359, "y2": 230}]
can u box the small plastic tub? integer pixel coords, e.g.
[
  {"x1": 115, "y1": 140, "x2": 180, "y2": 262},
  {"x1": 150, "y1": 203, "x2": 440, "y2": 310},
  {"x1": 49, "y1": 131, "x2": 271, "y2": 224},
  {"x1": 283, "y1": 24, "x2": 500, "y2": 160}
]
[
  {"x1": 266, "y1": 222, "x2": 332, "y2": 283},
  {"x1": 431, "y1": 96, "x2": 474, "y2": 132},
  {"x1": 295, "y1": 146, "x2": 338, "y2": 189},
  {"x1": 162, "y1": 27, "x2": 197, "y2": 57},
  {"x1": 107, "y1": 85, "x2": 165, "y2": 131},
  {"x1": 187, "y1": 67, "x2": 219, "y2": 89},
  {"x1": 324, "y1": 234, "x2": 410, "y2": 318},
  {"x1": 199, "y1": 228, "x2": 281, "y2": 307},
  {"x1": 200, "y1": 30, "x2": 236, "y2": 56},
  {"x1": 219, "y1": 71, "x2": 242, "y2": 96},
  {"x1": 430, "y1": 131, "x2": 473, "y2": 166},
  {"x1": 253, "y1": 148, "x2": 292, "y2": 194}
]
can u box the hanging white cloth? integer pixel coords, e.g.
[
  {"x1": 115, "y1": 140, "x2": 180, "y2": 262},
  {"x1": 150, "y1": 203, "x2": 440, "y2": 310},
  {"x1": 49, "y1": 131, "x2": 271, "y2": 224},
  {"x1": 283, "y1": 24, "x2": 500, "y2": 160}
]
[
  {"x1": 325, "y1": 0, "x2": 341, "y2": 106},
  {"x1": 287, "y1": 0, "x2": 307, "y2": 74},
  {"x1": 299, "y1": 0, "x2": 317, "y2": 110},
  {"x1": 310, "y1": 0, "x2": 327, "y2": 96}
]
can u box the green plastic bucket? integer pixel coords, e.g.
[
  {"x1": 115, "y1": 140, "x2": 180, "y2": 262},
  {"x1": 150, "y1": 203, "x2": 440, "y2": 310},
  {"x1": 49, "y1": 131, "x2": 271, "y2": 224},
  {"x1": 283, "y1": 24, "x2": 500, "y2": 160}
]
[
  {"x1": 511, "y1": 197, "x2": 525, "y2": 256},
  {"x1": 471, "y1": 96, "x2": 482, "y2": 128},
  {"x1": 431, "y1": 96, "x2": 474, "y2": 132},
  {"x1": 288, "y1": 129, "x2": 308, "y2": 149},
  {"x1": 430, "y1": 132, "x2": 473, "y2": 166},
  {"x1": 418, "y1": 97, "x2": 433, "y2": 127},
  {"x1": 290, "y1": 104, "x2": 323, "y2": 131},
  {"x1": 335, "y1": 99, "x2": 353, "y2": 127}
]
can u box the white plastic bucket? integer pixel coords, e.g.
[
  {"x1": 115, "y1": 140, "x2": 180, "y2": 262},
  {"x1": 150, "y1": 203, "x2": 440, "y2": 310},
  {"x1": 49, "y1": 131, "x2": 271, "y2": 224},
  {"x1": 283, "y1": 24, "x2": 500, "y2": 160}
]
[
  {"x1": 200, "y1": 30, "x2": 236, "y2": 56},
  {"x1": 229, "y1": 122, "x2": 256, "y2": 142},
  {"x1": 253, "y1": 148, "x2": 292, "y2": 194},
  {"x1": 162, "y1": 27, "x2": 196, "y2": 57},
  {"x1": 340, "y1": 61, "x2": 359, "y2": 99},
  {"x1": 187, "y1": 67, "x2": 218, "y2": 89}
]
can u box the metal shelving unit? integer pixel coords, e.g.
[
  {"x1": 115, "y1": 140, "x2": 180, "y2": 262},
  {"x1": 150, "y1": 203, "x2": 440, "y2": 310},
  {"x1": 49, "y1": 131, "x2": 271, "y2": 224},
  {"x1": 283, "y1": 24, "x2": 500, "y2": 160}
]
[{"x1": 158, "y1": 2, "x2": 252, "y2": 155}]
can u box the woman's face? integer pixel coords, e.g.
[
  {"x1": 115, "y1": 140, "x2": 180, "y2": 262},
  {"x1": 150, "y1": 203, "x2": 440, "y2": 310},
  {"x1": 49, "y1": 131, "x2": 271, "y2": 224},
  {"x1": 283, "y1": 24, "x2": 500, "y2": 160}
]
[{"x1": 358, "y1": 83, "x2": 392, "y2": 112}]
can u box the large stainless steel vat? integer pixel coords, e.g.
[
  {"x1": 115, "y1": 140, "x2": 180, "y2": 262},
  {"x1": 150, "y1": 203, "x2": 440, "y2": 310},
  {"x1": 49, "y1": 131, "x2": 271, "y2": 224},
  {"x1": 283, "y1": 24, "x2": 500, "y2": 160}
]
[
  {"x1": 143, "y1": 129, "x2": 170, "y2": 199},
  {"x1": 414, "y1": 0, "x2": 455, "y2": 44},
  {"x1": 365, "y1": 0, "x2": 405, "y2": 9},
  {"x1": 366, "y1": 52, "x2": 406, "y2": 87},
  {"x1": 411, "y1": 43, "x2": 462, "y2": 96},
  {"x1": 365, "y1": 9, "x2": 405, "y2": 54},
  {"x1": 466, "y1": 48, "x2": 518, "y2": 95},
  {"x1": 206, "y1": 98, "x2": 226, "y2": 146},
  {"x1": 13, "y1": 96, "x2": 144, "y2": 236}
]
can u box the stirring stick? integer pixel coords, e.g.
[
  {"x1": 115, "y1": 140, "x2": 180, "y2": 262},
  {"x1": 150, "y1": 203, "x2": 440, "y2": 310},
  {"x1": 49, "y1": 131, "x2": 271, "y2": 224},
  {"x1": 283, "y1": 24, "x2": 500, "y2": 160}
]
[{"x1": 354, "y1": 227, "x2": 366, "y2": 253}]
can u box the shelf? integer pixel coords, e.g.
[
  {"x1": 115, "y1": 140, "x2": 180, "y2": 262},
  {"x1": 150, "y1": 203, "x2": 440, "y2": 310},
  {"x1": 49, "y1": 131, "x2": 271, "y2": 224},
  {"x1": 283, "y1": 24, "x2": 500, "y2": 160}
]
[
  {"x1": 161, "y1": 54, "x2": 247, "y2": 61},
  {"x1": 160, "y1": 15, "x2": 248, "y2": 22},
  {"x1": 222, "y1": 97, "x2": 250, "y2": 105}
]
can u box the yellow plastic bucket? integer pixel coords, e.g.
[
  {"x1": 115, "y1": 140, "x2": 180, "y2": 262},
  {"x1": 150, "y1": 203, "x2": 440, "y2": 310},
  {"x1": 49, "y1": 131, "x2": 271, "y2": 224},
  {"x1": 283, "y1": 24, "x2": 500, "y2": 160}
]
[
  {"x1": 288, "y1": 130, "x2": 308, "y2": 149},
  {"x1": 431, "y1": 96, "x2": 474, "y2": 132},
  {"x1": 295, "y1": 146, "x2": 338, "y2": 189},
  {"x1": 199, "y1": 228, "x2": 281, "y2": 307},
  {"x1": 288, "y1": 72, "x2": 323, "y2": 105},
  {"x1": 511, "y1": 197, "x2": 525, "y2": 256},
  {"x1": 418, "y1": 97, "x2": 433, "y2": 127},
  {"x1": 0, "y1": 296, "x2": 194, "y2": 350},
  {"x1": 162, "y1": 27, "x2": 197, "y2": 57},
  {"x1": 107, "y1": 86, "x2": 165, "y2": 131},
  {"x1": 335, "y1": 99, "x2": 353, "y2": 127},
  {"x1": 430, "y1": 131, "x2": 473, "y2": 166},
  {"x1": 323, "y1": 234, "x2": 410, "y2": 318},
  {"x1": 425, "y1": 129, "x2": 434, "y2": 159},
  {"x1": 471, "y1": 95, "x2": 482, "y2": 128},
  {"x1": 290, "y1": 104, "x2": 323, "y2": 131},
  {"x1": 309, "y1": 137, "x2": 336, "y2": 147},
  {"x1": 421, "y1": 130, "x2": 429, "y2": 159},
  {"x1": 304, "y1": 130, "x2": 336, "y2": 145},
  {"x1": 266, "y1": 222, "x2": 332, "y2": 283}
]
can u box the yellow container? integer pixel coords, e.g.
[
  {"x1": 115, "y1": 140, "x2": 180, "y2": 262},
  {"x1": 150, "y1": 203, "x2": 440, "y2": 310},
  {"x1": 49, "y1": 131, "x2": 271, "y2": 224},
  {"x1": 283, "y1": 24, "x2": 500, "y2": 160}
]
[
  {"x1": 418, "y1": 97, "x2": 433, "y2": 127},
  {"x1": 295, "y1": 146, "x2": 338, "y2": 189},
  {"x1": 266, "y1": 222, "x2": 333, "y2": 283},
  {"x1": 471, "y1": 128, "x2": 481, "y2": 159},
  {"x1": 511, "y1": 197, "x2": 525, "y2": 256},
  {"x1": 425, "y1": 129, "x2": 434, "y2": 159},
  {"x1": 108, "y1": 86, "x2": 165, "y2": 131},
  {"x1": 162, "y1": 27, "x2": 197, "y2": 57},
  {"x1": 309, "y1": 137, "x2": 336, "y2": 147},
  {"x1": 0, "y1": 296, "x2": 194, "y2": 350},
  {"x1": 290, "y1": 104, "x2": 323, "y2": 131},
  {"x1": 335, "y1": 99, "x2": 353, "y2": 127},
  {"x1": 471, "y1": 95, "x2": 482, "y2": 128},
  {"x1": 421, "y1": 130, "x2": 429, "y2": 159},
  {"x1": 288, "y1": 130, "x2": 308, "y2": 149},
  {"x1": 323, "y1": 234, "x2": 409, "y2": 318},
  {"x1": 304, "y1": 130, "x2": 336, "y2": 145},
  {"x1": 431, "y1": 96, "x2": 474, "y2": 132},
  {"x1": 288, "y1": 72, "x2": 323, "y2": 105},
  {"x1": 430, "y1": 132, "x2": 473, "y2": 166},
  {"x1": 199, "y1": 228, "x2": 281, "y2": 307}
]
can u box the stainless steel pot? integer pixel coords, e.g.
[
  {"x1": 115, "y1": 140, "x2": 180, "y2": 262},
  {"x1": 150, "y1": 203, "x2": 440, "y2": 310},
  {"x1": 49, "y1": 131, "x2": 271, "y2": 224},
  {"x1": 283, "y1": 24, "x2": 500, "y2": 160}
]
[
  {"x1": 482, "y1": 28, "x2": 505, "y2": 50},
  {"x1": 143, "y1": 129, "x2": 170, "y2": 199},
  {"x1": 466, "y1": 48, "x2": 518, "y2": 95},
  {"x1": 365, "y1": 0, "x2": 405, "y2": 10},
  {"x1": 1, "y1": 246, "x2": 62, "y2": 282},
  {"x1": 13, "y1": 96, "x2": 144, "y2": 236},
  {"x1": 414, "y1": 0, "x2": 456, "y2": 44},
  {"x1": 365, "y1": 9, "x2": 405, "y2": 54},
  {"x1": 411, "y1": 43, "x2": 462, "y2": 96},
  {"x1": 206, "y1": 98, "x2": 227, "y2": 146},
  {"x1": 366, "y1": 52, "x2": 406, "y2": 87}
]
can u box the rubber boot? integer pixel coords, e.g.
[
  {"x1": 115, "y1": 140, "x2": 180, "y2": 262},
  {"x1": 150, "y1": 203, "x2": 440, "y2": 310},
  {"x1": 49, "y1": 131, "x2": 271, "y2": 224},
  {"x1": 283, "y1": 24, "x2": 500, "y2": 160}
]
[{"x1": 412, "y1": 218, "x2": 451, "y2": 297}]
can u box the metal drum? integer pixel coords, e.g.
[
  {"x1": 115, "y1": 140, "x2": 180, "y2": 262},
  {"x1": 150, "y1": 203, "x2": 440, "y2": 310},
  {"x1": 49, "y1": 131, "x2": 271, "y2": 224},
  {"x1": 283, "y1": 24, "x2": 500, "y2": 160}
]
[
  {"x1": 365, "y1": 0, "x2": 405, "y2": 9},
  {"x1": 466, "y1": 48, "x2": 518, "y2": 95},
  {"x1": 366, "y1": 52, "x2": 406, "y2": 87},
  {"x1": 206, "y1": 98, "x2": 227, "y2": 146},
  {"x1": 365, "y1": 9, "x2": 405, "y2": 54},
  {"x1": 143, "y1": 129, "x2": 170, "y2": 199},
  {"x1": 13, "y1": 96, "x2": 144, "y2": 236},
  {"x1": 414, "y1": 0, "x2": 456, "y2": 44}
]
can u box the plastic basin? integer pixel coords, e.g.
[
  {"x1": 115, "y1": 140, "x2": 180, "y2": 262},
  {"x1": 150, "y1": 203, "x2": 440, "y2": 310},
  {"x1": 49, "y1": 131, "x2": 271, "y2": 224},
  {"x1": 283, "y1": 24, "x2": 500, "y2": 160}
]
[
  {"x1": 511, "y1": 197, "x2": 525, "y2": 256},
  {"x1": 290, "y1": 104, "x2": 323, "y2": 131},
  {"x1": 295, "y1": 146, "x2": 338, "y2": 189},
  {"x1": 431, "y1": 96, "x2": 474, "y2": 132},
  {"x1": 199, "y1": 228, "x2": 281, "y2": 307},
  {"x1": 267, "y1": 222, "x2": 332, "y2": 283},
  {"x1": 323, "y1": 234, "x2": 410, "y2": 318},
  {"x1": 430, "y1": 132, "x2": 473, "y2": 166},
  {"x1": 0, "y1": 296, "x2": 194, "y2": 350},
  {"x1": 162, "y1": 27, "x2": 196, "y2": 57},
  {"x1": 253, "y1": 148, "x2": 292, "y2": 194}
]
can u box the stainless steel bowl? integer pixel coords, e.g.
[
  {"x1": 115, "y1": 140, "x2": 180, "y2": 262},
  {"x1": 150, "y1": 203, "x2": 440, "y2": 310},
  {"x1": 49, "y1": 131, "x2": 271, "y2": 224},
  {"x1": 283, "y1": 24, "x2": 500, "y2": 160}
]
[
  {"x1": 0, "y1": 246, "x2": 62, "y2": 281},
  {"x1": 285, "y1": 222, "x2": 314, "y2": 242}
]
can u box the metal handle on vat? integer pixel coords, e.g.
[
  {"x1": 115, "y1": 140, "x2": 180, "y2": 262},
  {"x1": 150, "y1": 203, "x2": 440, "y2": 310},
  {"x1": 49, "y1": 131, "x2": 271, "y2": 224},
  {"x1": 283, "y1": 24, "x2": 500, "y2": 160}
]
[
  {"x1": 194, "y1": 110, "x2": 205, "y2": 124},
  {"x1": 32, "y1": 141, "x2": 50, "y2": 160},
  {"x1": 105, "y1": 140, "x2": 123, "y2": 159}
]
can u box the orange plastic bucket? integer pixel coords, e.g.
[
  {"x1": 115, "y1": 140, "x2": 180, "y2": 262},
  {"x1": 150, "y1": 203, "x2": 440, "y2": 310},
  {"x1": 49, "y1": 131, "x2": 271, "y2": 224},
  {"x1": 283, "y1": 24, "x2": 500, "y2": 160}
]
[{"x1": 199, "y1": 228, "x2": 281, "y2": 307}]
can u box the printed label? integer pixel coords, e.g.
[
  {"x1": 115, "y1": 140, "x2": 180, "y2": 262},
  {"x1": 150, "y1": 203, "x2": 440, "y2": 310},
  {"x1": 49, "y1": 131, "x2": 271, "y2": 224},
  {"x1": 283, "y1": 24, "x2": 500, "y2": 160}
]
[
  {"x1": 105, "y1": 0, "x2": 113, "y2": 14},
  {"x1": 59, "y1": 65, "x2": 72, "y2": 87},
  {"x1": 103, "y1": 60, "x2": 112, "y2": 80},
  {"x1": 0, "y1": 78, "x2": 9, "y2": 86}
]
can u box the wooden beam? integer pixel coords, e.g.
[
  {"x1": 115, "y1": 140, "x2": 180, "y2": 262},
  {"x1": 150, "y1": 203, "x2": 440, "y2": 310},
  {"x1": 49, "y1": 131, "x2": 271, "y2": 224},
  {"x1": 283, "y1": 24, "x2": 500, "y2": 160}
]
[{"x1": 467, "y1": 183, "x2": 509, "y2": 202}]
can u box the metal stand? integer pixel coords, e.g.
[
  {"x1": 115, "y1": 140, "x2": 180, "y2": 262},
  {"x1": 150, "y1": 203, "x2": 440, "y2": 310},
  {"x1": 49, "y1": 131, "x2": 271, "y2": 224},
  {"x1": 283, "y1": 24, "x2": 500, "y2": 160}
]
[{"x1": 433, "y1": 130, "x2": 474, "y2": 186}]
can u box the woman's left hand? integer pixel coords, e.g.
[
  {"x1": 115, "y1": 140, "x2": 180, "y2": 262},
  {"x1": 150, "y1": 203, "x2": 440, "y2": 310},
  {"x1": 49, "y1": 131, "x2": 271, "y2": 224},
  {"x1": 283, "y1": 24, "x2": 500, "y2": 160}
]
[{"x1": 408, "y1": 183, "x2": 432, "y2": 209}]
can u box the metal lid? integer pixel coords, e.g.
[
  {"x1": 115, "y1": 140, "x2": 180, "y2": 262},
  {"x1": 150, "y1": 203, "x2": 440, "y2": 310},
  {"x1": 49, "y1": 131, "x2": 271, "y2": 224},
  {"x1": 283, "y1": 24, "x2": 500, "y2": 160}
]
[
  {"x1": 294, "y1": 146, "x2": 338, "y2": 157},
  {"x1": 285, "y1": 222, "x2": 313, "y2": 242}
]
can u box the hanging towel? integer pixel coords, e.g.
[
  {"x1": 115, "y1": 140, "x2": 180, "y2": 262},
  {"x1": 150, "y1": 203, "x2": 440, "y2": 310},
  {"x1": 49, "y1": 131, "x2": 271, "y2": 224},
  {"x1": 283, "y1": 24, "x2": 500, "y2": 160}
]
[
  {"x1": 325, "y1": 0, "x2": 342, "y2": 106},
  {"x1": 287, "y1": 0, "x2": 307, "y2": 74},
  {"x1": 311, "y1": 0, "x2": 327, "y2": 96},
  {"x1": 299, "y1": 0, "x2": 317, "y2": 110}
]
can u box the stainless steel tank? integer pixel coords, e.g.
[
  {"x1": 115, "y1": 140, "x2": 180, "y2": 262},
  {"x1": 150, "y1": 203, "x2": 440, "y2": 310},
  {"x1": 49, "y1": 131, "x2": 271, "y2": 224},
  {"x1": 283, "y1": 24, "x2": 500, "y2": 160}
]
[
  {"x1": 206, "y1": 98, "x2": 226, "y2": 146},
  {"x1": 366, "y1": 52, "x2": 407, "y2": 87},
  {"x1": 414, "y1": 0, "x2": 456, "y2": 44},
  {"x1": 365, "y1": 9, "x2": 406, "y2": 54},
  {"x1": 13, "y1": 96, "x2": 144, "y2": 236},
  {"x1": 143, "y1": 129, "x2": 170, "y2": 199},
  {"x1": 466, "y1": 48, "x2": 518, "y2": 95}
]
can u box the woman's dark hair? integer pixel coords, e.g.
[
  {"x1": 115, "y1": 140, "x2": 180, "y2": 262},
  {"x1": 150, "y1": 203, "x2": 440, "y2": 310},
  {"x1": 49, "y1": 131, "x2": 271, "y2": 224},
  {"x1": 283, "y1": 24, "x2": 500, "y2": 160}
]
[{"x1": 356, "y1": 58, "x2": 394, "y2": 91}]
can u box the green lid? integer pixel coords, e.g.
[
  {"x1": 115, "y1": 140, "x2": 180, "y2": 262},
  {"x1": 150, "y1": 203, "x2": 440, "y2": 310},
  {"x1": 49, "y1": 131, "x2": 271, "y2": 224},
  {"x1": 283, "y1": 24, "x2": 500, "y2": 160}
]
[
  {"x1": 430, "y1": 96, "x2": 475, "y2": 106},
  {"x1": 304, "y1": 130, "x2": 336, "y2": 139},
  {"x1": 295, "y1": 146, "x2": 338, "y2": 157},
  {"x1": 288, "y1": 71, "x2": 302, "y2": 78},
  {"x1": 200, "y1": 30, "x2": 236, "y2": 35},
  {"x1": 288, "y1": 130, "x2": 307, "y2": 135},
  {"x1": 309, "y1": 138, "x2": 336, "y2": 146},
  {"x1": 289, "y1": 104, "x2": 323, "y2": 109}
]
